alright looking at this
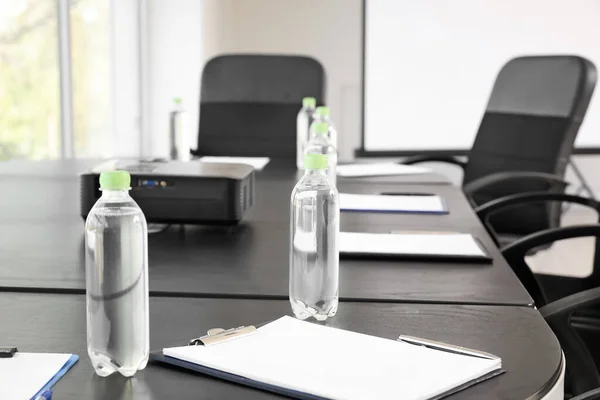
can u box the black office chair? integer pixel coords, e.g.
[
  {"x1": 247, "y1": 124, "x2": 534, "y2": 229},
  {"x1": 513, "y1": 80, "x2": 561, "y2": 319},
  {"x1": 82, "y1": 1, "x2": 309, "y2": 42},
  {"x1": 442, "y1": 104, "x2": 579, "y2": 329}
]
[
  {"x1": 540, "y1": 286, "x2": 600, "y2": 397},
  {"x1": 479, "y1": 192, "x2": 600, "y2": 396},
  {"x1": 573, "y1": 388, "x2": 600, "y2": 400},
  {"x1": 404, "y1": 55, "x2": 597, "y2": 247},
  {"x1": 479, "y1": 192, "x2": 600, "y2": 395},
  {"x1": 191, "y1": 54, "x2": 326, "y2": 161},
  {"x1": 477, "y1": 192, "x2": 600, "y2": 304}
]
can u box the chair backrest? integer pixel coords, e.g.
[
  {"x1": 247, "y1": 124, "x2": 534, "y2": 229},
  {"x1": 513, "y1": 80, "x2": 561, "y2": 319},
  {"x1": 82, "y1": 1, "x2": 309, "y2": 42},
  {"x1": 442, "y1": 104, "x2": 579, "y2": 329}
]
[
  {"x1": 194, "y1": 54, "x2": 326, "y2": 160},
  {"x1": 465, "y1": 55, "x2": 597, "y2": 235}
]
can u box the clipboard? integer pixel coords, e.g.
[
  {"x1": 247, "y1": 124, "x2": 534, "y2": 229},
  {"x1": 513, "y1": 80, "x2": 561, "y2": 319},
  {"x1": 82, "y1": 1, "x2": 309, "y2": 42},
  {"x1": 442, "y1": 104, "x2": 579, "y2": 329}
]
[
  {"x1": 151, "y1": 323, "x2": 328, "y2": 399},
  {"x1": 150, "y1": 317, "x2": 504, "y2": 400},
  {"x1": 151, "y1": 351, "x2": 328, "y2": 400}
]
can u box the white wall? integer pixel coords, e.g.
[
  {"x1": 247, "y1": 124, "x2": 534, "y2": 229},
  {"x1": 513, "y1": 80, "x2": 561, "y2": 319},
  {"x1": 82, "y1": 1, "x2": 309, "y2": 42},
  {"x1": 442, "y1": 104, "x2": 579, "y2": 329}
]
[
  {"x1": 200, "y1": 0, "x2": 234, "y2": 61},
  {"x1": 363, "y1": 0, "x2": 600, "y2": 152}
]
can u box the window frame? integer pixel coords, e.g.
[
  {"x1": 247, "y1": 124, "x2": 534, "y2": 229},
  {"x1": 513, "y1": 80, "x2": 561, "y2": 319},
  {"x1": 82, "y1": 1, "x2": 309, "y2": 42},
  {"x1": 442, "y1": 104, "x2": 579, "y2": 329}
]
[{"x1": 54, "y1": 0, "x2": 145, "y2": 159}]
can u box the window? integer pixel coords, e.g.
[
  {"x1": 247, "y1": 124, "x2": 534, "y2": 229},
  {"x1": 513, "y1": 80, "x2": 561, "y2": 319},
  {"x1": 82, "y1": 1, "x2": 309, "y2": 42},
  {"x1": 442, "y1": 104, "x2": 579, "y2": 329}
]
[
  {"x1": 0, "y1": 0, "x2": 140, "y2": 160},
  {"x1": 71, "y1": 0, "x2": 111, "y2": 158},
  {"x1": 0, "y1": 0, "x2": 60, "y2": 160}
]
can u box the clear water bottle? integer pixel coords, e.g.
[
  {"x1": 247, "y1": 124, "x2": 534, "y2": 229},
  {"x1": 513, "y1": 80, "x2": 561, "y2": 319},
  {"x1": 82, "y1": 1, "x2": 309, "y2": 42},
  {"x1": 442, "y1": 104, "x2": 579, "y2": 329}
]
[
  {"x1": 296, "y1": 97, "x2": 316, "y2": 169},
  {"x1": 169, "y1": 97, "x2": 190, "y2": 162},
  {"x1": 290, "y1": 154, "x2": 339, "y2": 321},
  {"x1": 85, "y1": 171, "x2": 149, "y2": 377},
  {"x1": 312, "y1": 106, "x2": 337, "y2": 148},
  {"x1": 304, "y1": 121, "x2": 338, "y2": 185}
]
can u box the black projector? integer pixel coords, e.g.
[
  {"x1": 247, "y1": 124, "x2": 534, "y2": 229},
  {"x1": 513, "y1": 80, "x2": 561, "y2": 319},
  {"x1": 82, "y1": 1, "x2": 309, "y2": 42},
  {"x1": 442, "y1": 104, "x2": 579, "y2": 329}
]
[{"x1": 80, "y1": 159, "x2": 255, "y2": 224}]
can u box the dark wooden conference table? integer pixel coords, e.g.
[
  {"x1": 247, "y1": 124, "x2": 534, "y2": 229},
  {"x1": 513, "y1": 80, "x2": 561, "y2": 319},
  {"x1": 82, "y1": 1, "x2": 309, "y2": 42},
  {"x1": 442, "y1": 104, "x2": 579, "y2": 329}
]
[
  {"x1": 0, "y1": 160, "x2": 561, "y2": 400},
  {"x1": 0, "y1": 160, "x2": 531, "y2": 306}
]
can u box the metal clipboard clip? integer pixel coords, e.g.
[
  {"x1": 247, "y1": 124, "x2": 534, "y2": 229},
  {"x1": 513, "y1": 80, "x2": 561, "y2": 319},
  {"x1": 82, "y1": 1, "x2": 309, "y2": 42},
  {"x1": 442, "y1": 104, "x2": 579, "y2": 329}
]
[
  {"x1": 397, "y1": 335, "x2": 500, "y2": 360},
  {"x1": 189, "y1": 325, "x2": 258, "y2": 347}
]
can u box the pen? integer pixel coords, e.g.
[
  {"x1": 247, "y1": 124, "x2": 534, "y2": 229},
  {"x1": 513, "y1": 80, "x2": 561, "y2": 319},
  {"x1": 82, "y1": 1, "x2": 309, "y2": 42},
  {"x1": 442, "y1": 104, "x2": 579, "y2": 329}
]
[
  {"x1": 398, "y1": 335, "x2": 498, "y2": 360},
  {"x1": 35, "y1": 389, "x2": 52, "y2": 400}
]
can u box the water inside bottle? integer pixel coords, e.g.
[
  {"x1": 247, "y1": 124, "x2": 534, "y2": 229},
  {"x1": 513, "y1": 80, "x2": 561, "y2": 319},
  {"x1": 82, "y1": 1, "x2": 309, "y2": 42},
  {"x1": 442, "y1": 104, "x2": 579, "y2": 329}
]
[
  {"x1": 290, "y1": 188, "x2": 339, "y2": 321},
  {"x1": 85, "y1": 206, "x2": 149, "y2": 377}
]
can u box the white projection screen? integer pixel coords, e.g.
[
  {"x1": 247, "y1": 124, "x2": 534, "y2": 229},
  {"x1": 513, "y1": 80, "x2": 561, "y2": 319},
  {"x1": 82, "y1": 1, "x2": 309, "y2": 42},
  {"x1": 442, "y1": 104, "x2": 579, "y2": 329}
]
[{"x1": 362, "y1": 0, "x2": 600, "y2": 154}]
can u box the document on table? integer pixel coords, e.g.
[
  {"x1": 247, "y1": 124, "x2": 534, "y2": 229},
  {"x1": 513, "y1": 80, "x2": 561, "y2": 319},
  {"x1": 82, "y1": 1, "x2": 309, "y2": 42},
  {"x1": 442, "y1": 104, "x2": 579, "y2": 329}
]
[
  {"x1": 0, "y1": 352, "x2": 78, "y2": 400},
  {"x1": 339, "y1": 193, "x2": 447, "y2": 214},
  {"x1": 200, "y1": 156, "x2": 270, "y2": 170},
  {"x1": 340, "y1": 231, "x2": 490, "y2": 261},
  {"x1": 161, "y1": 316, "x2": 502, "y2": 400},
  {"x1": 337, "y1": 163, "x2": 431, "y2": 177}
]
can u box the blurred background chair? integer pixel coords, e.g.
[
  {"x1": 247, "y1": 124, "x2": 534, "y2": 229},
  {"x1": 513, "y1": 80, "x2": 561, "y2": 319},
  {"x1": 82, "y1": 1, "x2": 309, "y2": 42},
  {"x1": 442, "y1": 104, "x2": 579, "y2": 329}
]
[
  {"x1": 191, "y1": 54, "x2": 326, "y2": 162},
  {"x1": 404, "y1": 55, "x2": 597, "y2": 248}
]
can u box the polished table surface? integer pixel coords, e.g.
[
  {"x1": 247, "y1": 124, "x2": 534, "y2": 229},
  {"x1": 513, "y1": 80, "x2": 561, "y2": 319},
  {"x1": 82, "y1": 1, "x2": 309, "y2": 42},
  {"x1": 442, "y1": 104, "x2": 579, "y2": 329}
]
[
  {"x1": 0, "y1": 160, "x2": 532, "y2": 306},
  {"x1": 0, "y1": 293, "x2": 561, "y2": 400}
]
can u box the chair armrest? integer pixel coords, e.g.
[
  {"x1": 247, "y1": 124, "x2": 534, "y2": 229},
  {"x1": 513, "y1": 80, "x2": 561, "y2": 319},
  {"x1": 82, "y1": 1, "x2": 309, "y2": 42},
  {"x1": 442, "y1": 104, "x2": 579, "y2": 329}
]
[
  {"x1": 572, "y1": 388, "x2": 600, "y2": 400},
  {"x1": 500, "y1": 224, "x2": 600, "y2": 308},
  {"x1": 463, "y1": 171, "x2": 568, "y2": 197},
  {"x1": 541, "y1": 286, "x2": 600, "y2": 321},
  {"x1": 503, "y1": 224, "x2": 600, "y2": 258},
  {"x1": 540, "y1": 286, "x2": 600, "y2": 395},
  {"x1": 401, "y1": 155, "x2": 467, "y2": 169},
  {"x1": 475, "y1": 193, "x2": 600, "y2": 222}
]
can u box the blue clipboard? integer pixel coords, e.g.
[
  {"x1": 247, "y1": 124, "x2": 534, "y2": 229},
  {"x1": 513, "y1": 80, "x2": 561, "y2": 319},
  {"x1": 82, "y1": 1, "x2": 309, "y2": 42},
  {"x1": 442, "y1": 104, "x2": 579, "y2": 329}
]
[
  {"x1": 150, "y1": 351, "x2": 327, "y2": 400},
  {"x1": 31, "y1": 354, "x2": 79, "y2": 399}
]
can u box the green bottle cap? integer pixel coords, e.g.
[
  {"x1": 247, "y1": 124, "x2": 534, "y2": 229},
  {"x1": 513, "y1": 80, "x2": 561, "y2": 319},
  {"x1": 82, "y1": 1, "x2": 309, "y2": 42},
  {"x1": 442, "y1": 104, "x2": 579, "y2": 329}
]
[
  {"x1": 315, "y1": 106, "x2": 330, "y2": 116},
  {"x1": 313, "y1": 121, "x2": 329, "y2": 135},
  {"x1": 304, "y1": 154, "x2": 328, "y2": 170},
  {"x1": 302, "y1": 97, "x2": 316, "y2": 108},
  {"x1": 99, "y1": 171, "x2": 131, "y2": 190},
  {"x1": 173, "y1": 97, "x2": 182, "y2": 105}
]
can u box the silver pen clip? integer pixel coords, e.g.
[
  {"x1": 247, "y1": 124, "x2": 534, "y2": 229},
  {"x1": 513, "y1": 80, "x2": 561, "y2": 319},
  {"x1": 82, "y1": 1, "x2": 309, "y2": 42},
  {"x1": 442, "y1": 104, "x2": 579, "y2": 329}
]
[
  {"x1": 189, "y1": 325, "x2": 257, "y2": 346},
  {"x1": 398, "y1": 335, "x2": 499, "y2": 360}
]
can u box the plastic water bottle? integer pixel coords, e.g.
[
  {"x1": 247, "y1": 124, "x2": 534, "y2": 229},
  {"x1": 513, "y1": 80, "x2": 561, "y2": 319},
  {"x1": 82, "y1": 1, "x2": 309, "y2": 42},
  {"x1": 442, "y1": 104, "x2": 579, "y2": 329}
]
[
  {"x1": 312, "y1": 106, "x2": 337, "y2": 148},
  {"x1": 85, "y1": 171, "x2": 149, "y2": 377},
  {"x1": 169, "y1": 97, "x2": 190, "y2": 161},
  {"x1": 304, "y1": 121, "x2": 338, "y2": 185},
  {"x1": 296, "y1": 97, "x2": 316, "y2": 169},
  {"x1": 290, "y1": 154, "x2": 339, "y2": 321}
]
